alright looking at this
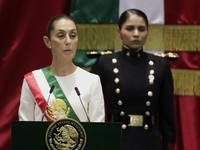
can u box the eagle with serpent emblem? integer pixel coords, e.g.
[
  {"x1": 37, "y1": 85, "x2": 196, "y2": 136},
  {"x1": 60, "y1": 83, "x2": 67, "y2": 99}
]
[{"x1": 46, "y1": 98, "x2": 70, "y2": 121}]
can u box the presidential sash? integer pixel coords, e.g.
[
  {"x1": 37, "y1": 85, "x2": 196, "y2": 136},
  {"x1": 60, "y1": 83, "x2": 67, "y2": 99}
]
[{"x1": 25, "y1": 66, "x2": 80, "y2": 122}]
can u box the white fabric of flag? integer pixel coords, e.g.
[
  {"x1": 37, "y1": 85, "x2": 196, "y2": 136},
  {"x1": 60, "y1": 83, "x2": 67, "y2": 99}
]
[{"x1": 119, "y1": 0, "x2": 165, "y2": 24}]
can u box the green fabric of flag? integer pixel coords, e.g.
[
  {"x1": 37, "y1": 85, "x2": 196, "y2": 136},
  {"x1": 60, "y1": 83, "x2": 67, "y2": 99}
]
[
  {"x1": 70, "y1": 0, "x2": 119, "y2": 68},
  {"x1": 73, "y1": 50, "x2": 114, "y2": 68},
  {"x1": 70, "y1": 0, "x2": 119, "y2": 23},
  {"x1": 73, "y1": 50, "x2": 97, "y2": 67}
]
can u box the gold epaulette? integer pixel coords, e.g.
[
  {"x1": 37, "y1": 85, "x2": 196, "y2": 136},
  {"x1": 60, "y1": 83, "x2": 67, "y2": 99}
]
[
  {"x1": 154, "y1": 52, "x2": 179, "y2": 61},
  {"x1": 86, "y1": 51, "x2": 112, "y2": 58},
  {"x1": 86, "y1": 51, "x2": 179, "y2": 61}
]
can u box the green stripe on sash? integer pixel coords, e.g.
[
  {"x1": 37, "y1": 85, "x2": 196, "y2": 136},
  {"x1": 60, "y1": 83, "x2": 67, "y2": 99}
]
[{"x1": 41, "y1": 66, "x2": 80, "y2": 122}]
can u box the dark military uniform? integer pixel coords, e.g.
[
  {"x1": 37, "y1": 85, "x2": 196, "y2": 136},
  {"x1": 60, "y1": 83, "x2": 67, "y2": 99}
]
[{"x1": 90, "y1": 47, "x2": 176, "y2": 150}]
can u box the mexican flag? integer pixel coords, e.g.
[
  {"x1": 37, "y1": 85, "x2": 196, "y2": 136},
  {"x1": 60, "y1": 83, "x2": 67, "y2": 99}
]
[
  {"x1": 71, "y1": 0, "x2": 200, "y2": 96},
  {"x1": 0, "y1": 0, "x2": 200, "y2": 150}
]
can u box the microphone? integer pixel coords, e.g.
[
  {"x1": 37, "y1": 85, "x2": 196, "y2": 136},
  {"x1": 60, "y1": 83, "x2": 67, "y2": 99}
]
[
  {"x1": 74, "y1": 87, "x2": 90, "y2": 122},
  {"x1": 41, "y1": 85, "x2": 55, "y2": 121}
]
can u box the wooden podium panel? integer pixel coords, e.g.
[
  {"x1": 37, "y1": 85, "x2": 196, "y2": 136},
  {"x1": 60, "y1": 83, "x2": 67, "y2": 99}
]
[{"x1": 11, "y1": 121, "x2": 122, "y2": 150}]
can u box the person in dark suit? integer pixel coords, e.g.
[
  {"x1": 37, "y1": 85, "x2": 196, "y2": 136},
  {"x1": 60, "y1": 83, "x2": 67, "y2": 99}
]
[{"x1": 90, "y1": 9, "x2": 176, "y2": 150}]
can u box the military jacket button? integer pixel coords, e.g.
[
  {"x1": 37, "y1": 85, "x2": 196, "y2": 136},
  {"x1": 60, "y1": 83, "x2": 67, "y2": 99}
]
[
  {"x1": 120, "y1": 111, "x2": 125, "y2": 116},
  {"x1": 150, "y1": 70, "x2": 155, "y2": 75},
  {"x1": 149, "y1": 80, "x2": 154, "y2": 85},
  {"x1": 148, "y1": 91, "x2": 153, "y2": 97},
  {"x1": 116, "y1": 88, "x2": 120, "y2": 94},
  {"x1": 146, "y1": 101, "x2": 151, "y2": 106},
  {"x1": 149, "y1": 60, "x2": 154, "y2": 66},
  {"x1": 113, "y1": 68, "x2": 119, "y2": 74},
  {"x1": 145, "y1": 111, "x2": 150, "y2": 116},
  {"x1": 122, "y1": 124, "x2": 127, "y2": 129},
  {"x1": 144, "y1": 124, "x2": 149, "y2": 130},
  {"x1": 118, "y1": 100, "x2": 123, "y2": 106},
  {"x1": 114, "y1": 78, "x2": 120, "y2": 84},
  {"x1": 112, "y1": 58, "x2": 117, "y2": 64}
]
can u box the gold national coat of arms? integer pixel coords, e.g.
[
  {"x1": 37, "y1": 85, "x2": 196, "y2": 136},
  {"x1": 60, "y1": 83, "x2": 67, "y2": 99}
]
[
  {"x1": 46, "y1": 99, "x2": 70, "y2": 121},
  {"x1": 45, "y1": 118, "x2": 86, "y2": 150}
]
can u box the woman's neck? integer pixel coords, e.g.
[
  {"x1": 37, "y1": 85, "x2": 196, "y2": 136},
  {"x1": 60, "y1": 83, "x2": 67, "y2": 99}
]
[
  {"x1": 123, "y1": 45, "x2": 142, "y2": 52},
  {"x1": 50, "y1": 59, "x2": 77, "y2": 77}
]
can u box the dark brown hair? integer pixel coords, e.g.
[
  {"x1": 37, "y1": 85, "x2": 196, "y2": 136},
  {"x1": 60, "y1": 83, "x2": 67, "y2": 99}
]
[
  {"x1": 118, "y1": 9, "x2": 149, "y2": 30},
  {"x1": 46, "y1": 14, "x2": 77, "y2": 39}
]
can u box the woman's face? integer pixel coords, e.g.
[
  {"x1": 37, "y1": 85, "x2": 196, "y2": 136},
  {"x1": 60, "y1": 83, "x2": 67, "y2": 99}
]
[
  {"x1": 48, "y1": 18, "x2": 78, "y2": 61},
  {"x1": 117, "y1": 14, "x2": 148, "y2": 50}
]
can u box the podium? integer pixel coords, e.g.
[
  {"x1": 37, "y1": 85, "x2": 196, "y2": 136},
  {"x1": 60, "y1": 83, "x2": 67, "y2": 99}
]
[{"x1": 11, "y1": 121, "x2": 122, "y2": 150}]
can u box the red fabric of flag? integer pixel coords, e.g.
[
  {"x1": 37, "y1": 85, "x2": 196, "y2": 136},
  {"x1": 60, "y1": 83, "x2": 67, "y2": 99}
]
[
  {"x1": 164, "y1": 1, "x2": 200, "y2": 150},
  {"x1": 167, "y1": 52, "x2": 200, "y2": 70},
  {"x1": 165, "y1": 0, "x2": 200, "y2": 25}
]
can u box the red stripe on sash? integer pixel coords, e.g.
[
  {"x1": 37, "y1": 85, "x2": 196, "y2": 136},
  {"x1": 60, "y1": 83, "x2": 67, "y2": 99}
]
[{"x1": 25, "y1": 72, "x2": 53, "y2": 121}]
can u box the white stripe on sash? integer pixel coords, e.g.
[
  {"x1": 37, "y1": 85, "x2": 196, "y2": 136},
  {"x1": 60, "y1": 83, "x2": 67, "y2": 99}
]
[{"x1": 32, "y1": 69, "x2": 56, "y2": 103}]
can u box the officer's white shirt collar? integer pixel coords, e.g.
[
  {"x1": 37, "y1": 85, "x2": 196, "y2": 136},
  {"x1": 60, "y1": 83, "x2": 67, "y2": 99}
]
[{"x1": 123, "y1": 45, "x2": 143, "y2": 52}]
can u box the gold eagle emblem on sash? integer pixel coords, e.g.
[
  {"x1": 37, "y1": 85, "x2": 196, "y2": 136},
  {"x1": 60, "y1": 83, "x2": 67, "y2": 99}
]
[{"x1": 46, "y1": 98, "x2": 70, "y2": 121}]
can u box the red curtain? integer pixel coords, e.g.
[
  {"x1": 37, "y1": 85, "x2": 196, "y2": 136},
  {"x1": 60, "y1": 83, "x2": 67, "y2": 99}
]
[
  {"x1": 0, "y1": 1, "x2": 70, "y2": 149},
  {"x1": 166, "y1": 51, "x2": 200, "y2": 150},
  {"x1": 164, "y1": 0, "x2": 200, "y2": 149},
  {"x1": 168, "y1": 52, "x2": 200, "y2": 70},
  {"x1": 174, "y1": 96, "x2": 200, "y2": 150},
  {"x1": 165, "y1": 0, "x2": 200, "y2": 24},
  {"x1": 167, "y1": 51, "x2": 200, "y2": 150}
]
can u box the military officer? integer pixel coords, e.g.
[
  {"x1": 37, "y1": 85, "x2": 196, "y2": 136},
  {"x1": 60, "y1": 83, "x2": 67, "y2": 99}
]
[{"x1": 90, "y1": 9, "x2": 176, "y2": 150}]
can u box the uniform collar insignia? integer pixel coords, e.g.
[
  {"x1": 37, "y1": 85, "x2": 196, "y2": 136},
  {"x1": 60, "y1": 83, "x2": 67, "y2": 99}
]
[{"x1": 121, "y1": 46, "x2": 143, "y2": 58}]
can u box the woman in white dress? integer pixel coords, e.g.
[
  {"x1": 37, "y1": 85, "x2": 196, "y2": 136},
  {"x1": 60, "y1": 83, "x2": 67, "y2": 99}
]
[{"x1": 18, "y1": 14, "x2": 105, "y2": 122}]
